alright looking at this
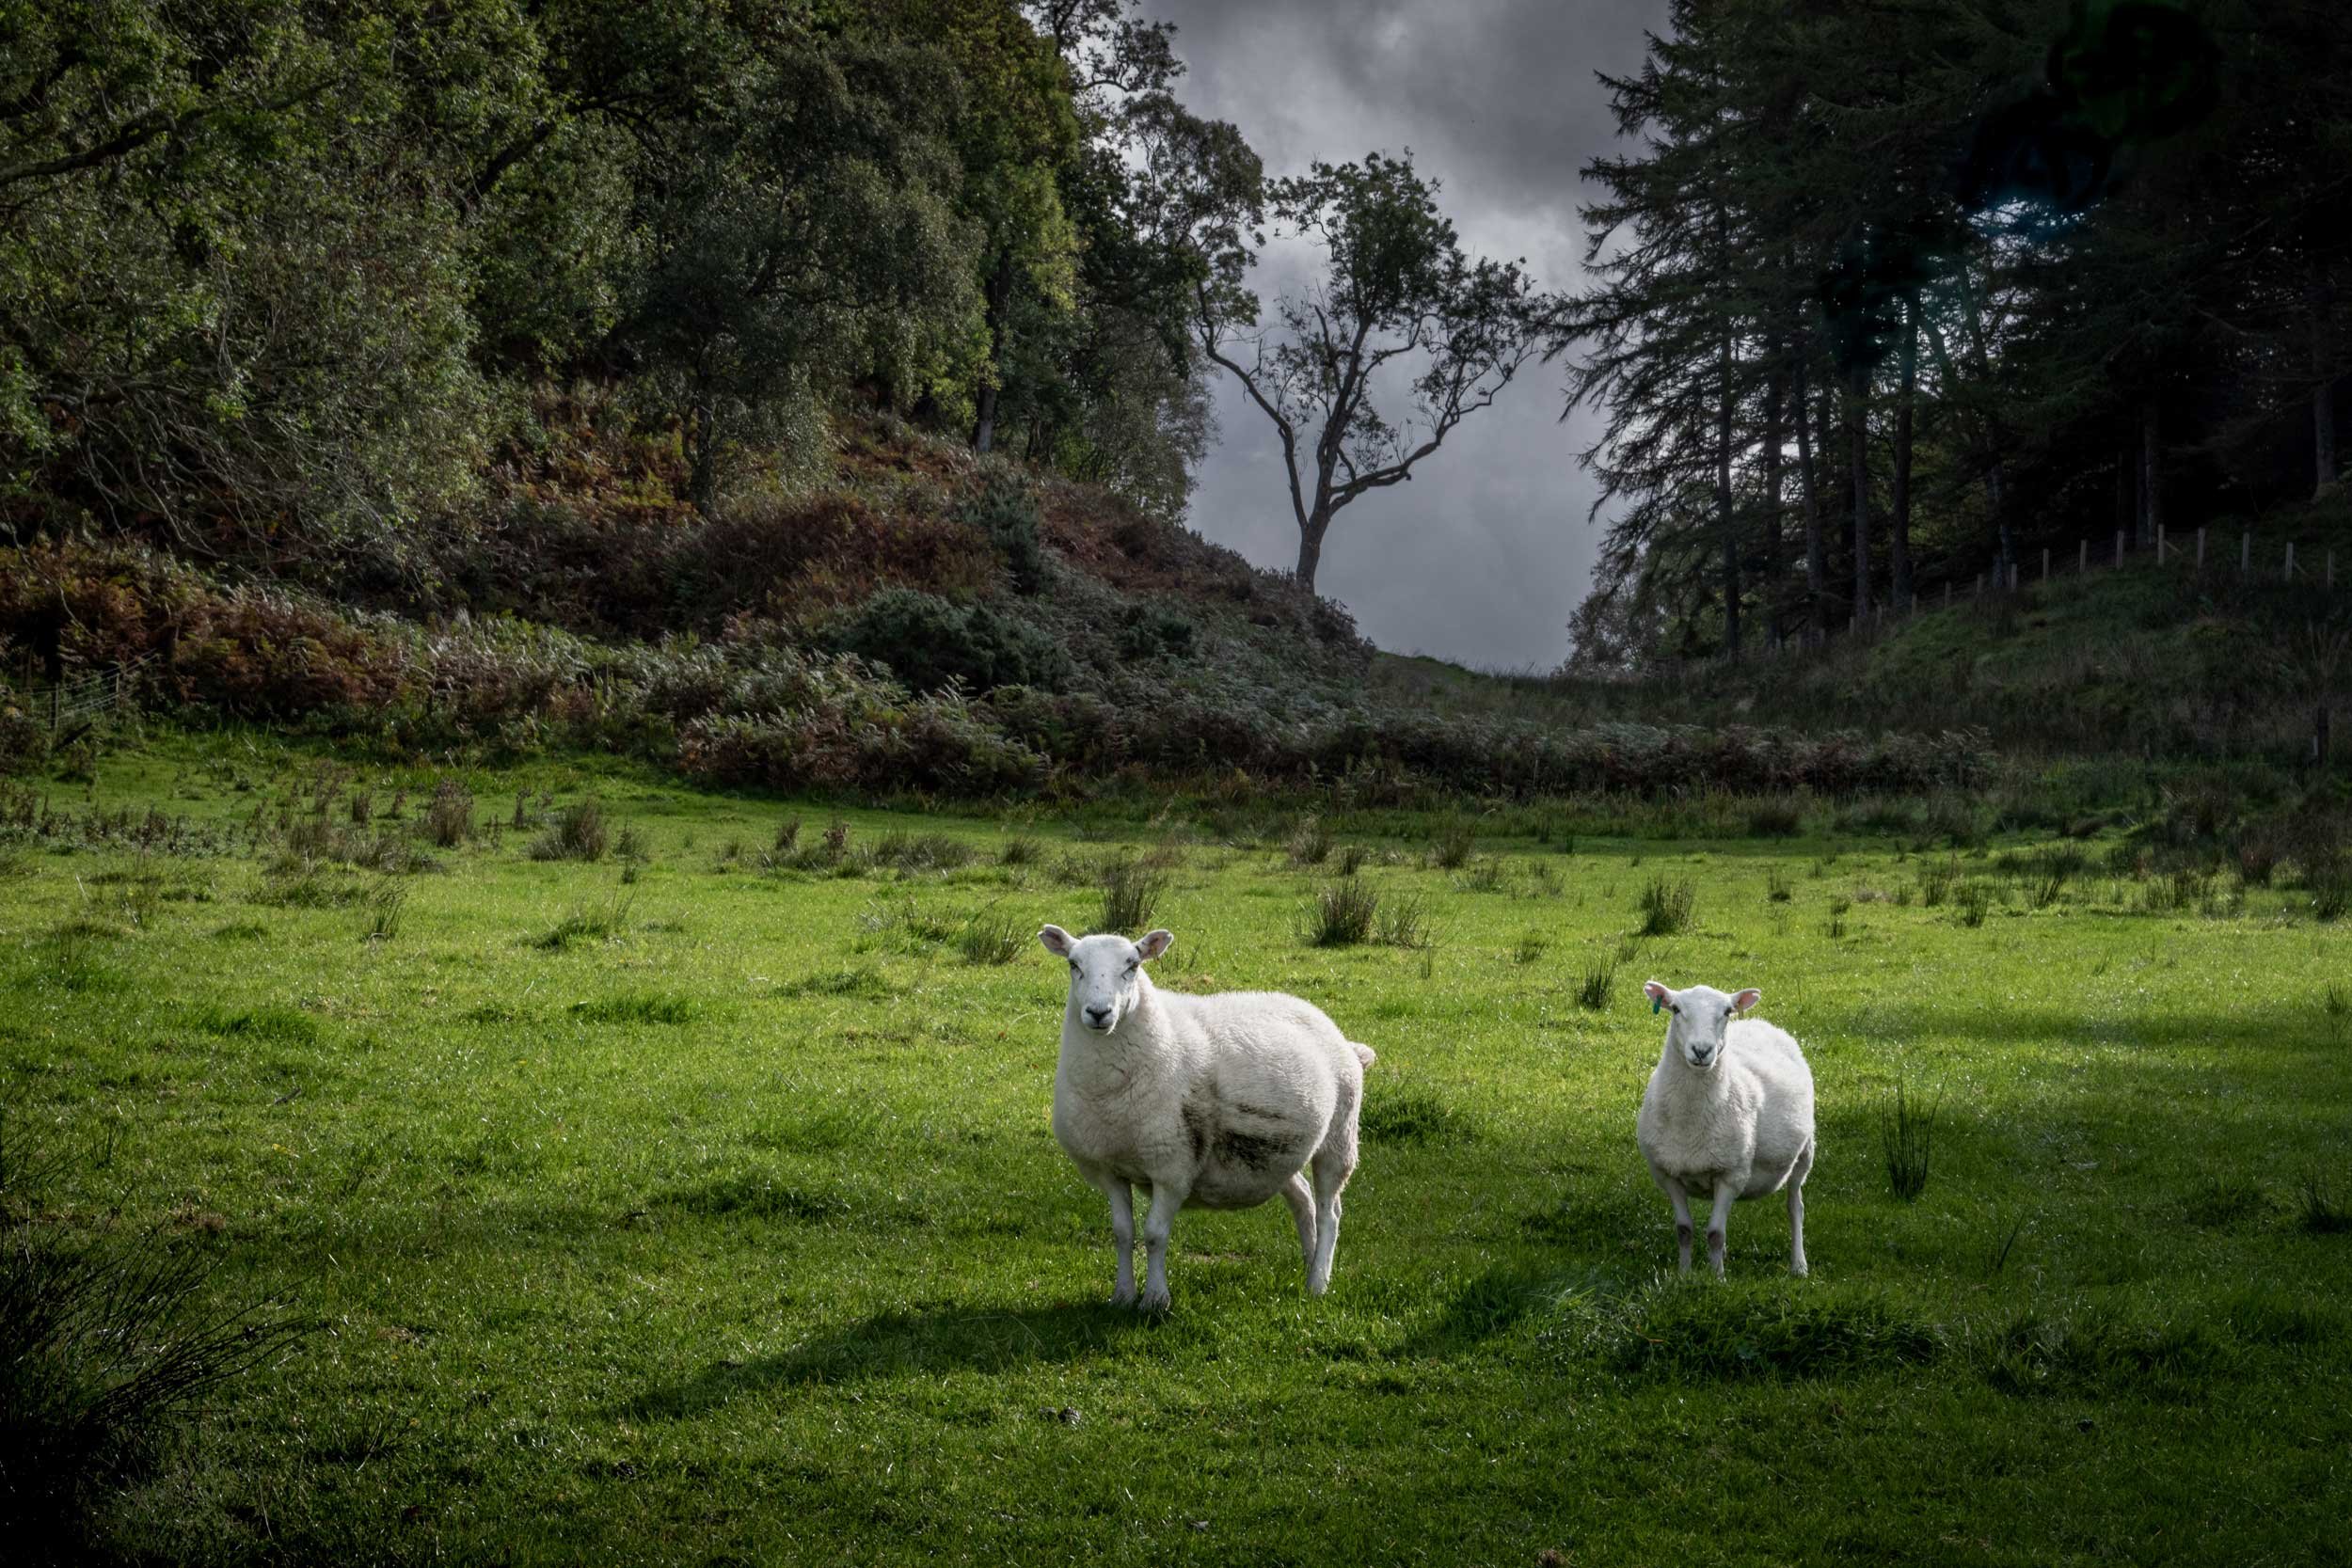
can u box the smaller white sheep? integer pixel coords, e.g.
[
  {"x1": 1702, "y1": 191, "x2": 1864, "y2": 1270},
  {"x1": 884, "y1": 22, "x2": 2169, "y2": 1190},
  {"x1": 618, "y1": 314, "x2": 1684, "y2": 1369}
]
[
  {"x1": 1040, "y1": 923, "x2": 1374, "y2": 1311},
  {"x1": 1635, "y1": 979, "x2": 1815, "y2": 1276}
]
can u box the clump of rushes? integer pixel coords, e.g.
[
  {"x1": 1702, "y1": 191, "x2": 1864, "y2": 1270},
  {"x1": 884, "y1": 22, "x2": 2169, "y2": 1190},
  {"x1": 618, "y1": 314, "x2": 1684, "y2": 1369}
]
[
  {"x1": 1883, "y1": 1083, "x2": 1936, "y2": 1201},
  {"x1": 1099, "y1": 854, "x2": 1169, "y2": 934},
  {"x1": 1303, "y1": 879, "x2": 1379, "y2": 946},
  {"x1": 1638, "y1": 876, "x2": 1694, "y2": 937}
]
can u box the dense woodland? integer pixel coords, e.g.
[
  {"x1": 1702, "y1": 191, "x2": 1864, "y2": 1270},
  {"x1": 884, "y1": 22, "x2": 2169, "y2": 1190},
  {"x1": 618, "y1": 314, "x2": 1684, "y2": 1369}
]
[
  {"x1": 0, "y1": 1, "x2": 2344, "y2": 797},
  {"x1": 1557, "y1": 0, "x2": 2352, "y2": 666}
]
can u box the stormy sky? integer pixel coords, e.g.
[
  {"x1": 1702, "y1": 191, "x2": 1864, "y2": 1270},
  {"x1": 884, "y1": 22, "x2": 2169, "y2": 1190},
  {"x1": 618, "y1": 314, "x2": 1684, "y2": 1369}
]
[{"x1": 1154, "y1": 0, "x2": 1666, "y2": 670}]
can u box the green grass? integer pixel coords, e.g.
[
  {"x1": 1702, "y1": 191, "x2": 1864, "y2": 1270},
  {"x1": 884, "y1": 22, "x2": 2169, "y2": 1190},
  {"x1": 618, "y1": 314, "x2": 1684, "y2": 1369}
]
[{"x1": 5, "y1": 733, "x2": 2352, "y2": 1562}]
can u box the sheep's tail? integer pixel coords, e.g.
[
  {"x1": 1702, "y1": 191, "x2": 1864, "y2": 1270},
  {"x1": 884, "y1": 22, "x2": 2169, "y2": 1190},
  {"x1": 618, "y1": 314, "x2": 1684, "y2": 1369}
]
[{"x1": 1351, "y1": 1041, "x2": 1376, "y2": 1069}]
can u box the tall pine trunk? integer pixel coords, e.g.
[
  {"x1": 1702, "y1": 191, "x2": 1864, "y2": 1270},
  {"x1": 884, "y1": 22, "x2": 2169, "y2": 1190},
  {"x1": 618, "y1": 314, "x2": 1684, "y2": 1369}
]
[
  {"x1": 1795, "y1": 356, "x2": 1829, "y2": 641},
  {"x1": 2316, "y1": 286, "x2": 2341, "y2": 496},
  {"x1": 1847, "y1": 366, "x2": 1873, "y2": 621},
  {"x1": 1891, "y1": 303, "x2": 1915, "y2": 612},
  {"x1": 1762, "y1": 364, "x2": 1785, "y2": 647},
  {"x1": 1717, "y1": 328, "x2": 1740, "y2": 660},
  {"x1": 2137, "y1": 395, "x2": 2162, "y2": 547}
]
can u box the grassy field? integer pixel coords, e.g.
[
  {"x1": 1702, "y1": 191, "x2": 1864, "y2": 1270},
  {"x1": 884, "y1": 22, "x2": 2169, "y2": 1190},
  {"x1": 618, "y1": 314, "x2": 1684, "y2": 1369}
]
[{"x1": 6, "y1": 735, "x2": 2351, "y2": 1565}]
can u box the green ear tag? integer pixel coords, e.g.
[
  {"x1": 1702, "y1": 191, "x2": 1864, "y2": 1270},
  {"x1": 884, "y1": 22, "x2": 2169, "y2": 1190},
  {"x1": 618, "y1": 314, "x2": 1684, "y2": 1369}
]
[{"x1": 1652, "y1": 996, "x2": 1662, "y2": 1014}]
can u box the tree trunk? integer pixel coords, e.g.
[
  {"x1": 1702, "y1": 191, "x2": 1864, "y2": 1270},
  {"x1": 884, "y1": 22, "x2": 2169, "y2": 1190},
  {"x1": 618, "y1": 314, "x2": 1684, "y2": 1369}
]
[
  {"x1": 2316, "y1": 291, "x2": 2341, "y2": 496},
  {"x1": 687, "y1": 389, "x2": 720, "y2": 515},
  {"x1": 1796, "y1": 356, "x2": 1828, "y2": 639},
  {"x1": 972, "y1": 254, "x2": 1014, "y2": 453},
  {"x1": 1847, "y1": 367, "x2": 1873, "y2": 620},
  {"x1": 1890, "y1": 303, "x2": 1915, "y2": 613},
  {"x1": 1762, "y1": 364, "x2": 1786, "y2": 647},
  {"x1": 1295, "y1": 509, "x2": 1331, "y2": 594},
  {"x1": 2137, "y1": 395, "x2": 2162, "y2": 547},
  {"x1": 1988, "y1": 458, "x2": 2013, "y2": 586},
  {"x1": 1716, "y1": 329, "x2": 1740, "y2": 661}
]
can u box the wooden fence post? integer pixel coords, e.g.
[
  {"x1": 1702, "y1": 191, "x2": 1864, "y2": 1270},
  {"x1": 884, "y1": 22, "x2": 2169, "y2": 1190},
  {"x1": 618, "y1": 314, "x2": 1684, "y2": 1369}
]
[
  {"x1": 1975, "y1": 574, "x2": 1983, "y2": 598},
  {"x1": 2241, "y1": 532, "x2": 2251, "y2": 576},
  {"x1": 2196, "y1": 527, "x2": 2206, "y2": 569},
  {"x1": 2330, "y1": 550, "x2": 2337, "y2": 590},
  {"x1": 2157, "y1": 523, "x2": 2167, "y2": 561},
  {"x1": 2042, "y1": 547, "x2": 2051, "y2": 582},
  {"x1": 2284, "y1": 542, "x2": 2296, "y2": 582},
  {"x1": 2114, "y1": 530, "x2": 2124, "y2": 567},
  {"x1": 2078, "y1": 540, "x2": 2089, "y2": 574}
]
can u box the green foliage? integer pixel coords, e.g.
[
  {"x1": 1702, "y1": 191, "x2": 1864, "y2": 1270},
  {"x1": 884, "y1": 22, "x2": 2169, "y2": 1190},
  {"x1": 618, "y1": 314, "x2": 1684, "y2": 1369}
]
[
  {"x1": 1637, "y1": 876, "x2": 1696, "y2": 937},
  {"x1": 1096, "y1": 854, "x2": 1166, "y2": 935},
  {"x1": 1302, "y1": 879, "x2": 1380, "y2": 947},
  {"x1": 961, "y1": 484, "x2": 1049, "y2": 594},
  {"x1": 1883, "y1": 1084, "x2": 1937, "y2": 1202}
]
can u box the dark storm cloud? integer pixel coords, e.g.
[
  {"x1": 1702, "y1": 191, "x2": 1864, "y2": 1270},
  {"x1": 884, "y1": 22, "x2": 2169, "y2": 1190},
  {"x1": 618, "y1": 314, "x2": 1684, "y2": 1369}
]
[{"x1": 1152, "y1": 0, "x2": 1665, "y2": 669}]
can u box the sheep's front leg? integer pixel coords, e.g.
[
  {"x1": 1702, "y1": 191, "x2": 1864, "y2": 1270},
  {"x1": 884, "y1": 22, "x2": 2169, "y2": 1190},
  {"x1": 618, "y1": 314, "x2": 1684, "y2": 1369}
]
[
  {"x1": 1663, "y1": 1176, "x2": 1695, "y2": 1274},
  {"x1": 1138, "y1": 1178, "x2": 1190, "y2": 1313},
  {"x1": 1707, "y1": 1178, "x2": 1738, "y2": 1278},
  {"x1": 1106, "y1": 1180, "x2": 1136, "y2": 1307}
]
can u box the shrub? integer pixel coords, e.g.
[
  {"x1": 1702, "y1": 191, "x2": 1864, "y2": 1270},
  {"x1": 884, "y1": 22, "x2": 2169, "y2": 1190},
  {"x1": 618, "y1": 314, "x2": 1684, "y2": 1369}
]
[
  {"x1": 1638, "y1": 877, "x2": 1695, "y2": 937},
  {"x1": 1747, "y1": 797, "x2": 1805, "y2": 837},
  {"x1": 1303, "y1": 879, "x2": 1379, "y2": 946}
]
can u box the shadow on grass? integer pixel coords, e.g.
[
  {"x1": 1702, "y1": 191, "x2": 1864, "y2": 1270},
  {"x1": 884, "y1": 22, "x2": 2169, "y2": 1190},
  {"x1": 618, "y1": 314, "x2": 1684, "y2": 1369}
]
[{"x1": 628, "y1": 1301, "x2": 1154, "y2": 1418}]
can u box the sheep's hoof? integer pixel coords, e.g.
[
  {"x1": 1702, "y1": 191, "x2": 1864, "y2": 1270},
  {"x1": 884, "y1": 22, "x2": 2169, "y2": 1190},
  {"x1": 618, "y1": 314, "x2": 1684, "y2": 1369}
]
[
  {"x1": 1137, "y1": 1288, "x2": 1171, "y2": 1315},
  {"x1": 1790, "y1": 1259, "x2": 1809, "y2": 1278},
  {"x1": 1110, "y1": 1286, "x2": 1136, "y2": 1307}
]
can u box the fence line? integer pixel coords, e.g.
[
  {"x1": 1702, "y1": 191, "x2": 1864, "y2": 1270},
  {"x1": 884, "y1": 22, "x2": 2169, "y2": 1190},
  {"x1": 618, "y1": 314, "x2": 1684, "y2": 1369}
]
[
  {"x1": 1753, "y1": 526, "x2": 2339, "y2": 662},
  {"x1": 11, "y1": 652, "x2": 158, "y2": 731}
]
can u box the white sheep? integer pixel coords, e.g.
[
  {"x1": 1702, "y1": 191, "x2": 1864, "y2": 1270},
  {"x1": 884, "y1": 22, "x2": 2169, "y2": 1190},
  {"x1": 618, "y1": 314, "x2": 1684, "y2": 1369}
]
[
  {"x1": 1039, "y1": 924, "x2": 1374, "y2": 1311},
  {"x1": 1636, "y1": 979, "x2": 1815, "y2": 1277}
]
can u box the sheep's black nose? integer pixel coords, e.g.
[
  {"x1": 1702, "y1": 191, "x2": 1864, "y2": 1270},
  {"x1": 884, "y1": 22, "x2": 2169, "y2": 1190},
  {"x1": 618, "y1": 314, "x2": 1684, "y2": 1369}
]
[{"x1": 1085, "y1": 1005, "x2": 1112, "y2": 1026}]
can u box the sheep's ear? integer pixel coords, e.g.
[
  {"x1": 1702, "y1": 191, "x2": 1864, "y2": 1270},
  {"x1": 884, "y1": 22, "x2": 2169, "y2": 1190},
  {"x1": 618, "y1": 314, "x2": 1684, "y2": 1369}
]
[
  {"x1": 1643, "y1": 979, "x2": 1673, "y2": 1007},
  {"x1": 1135, "y1": 928, "x2": 1173, "y2": 961},
  {"x1": 1039, "y1": 925, "x2": 1074, "y2": 958},
  {"x1": 1732, "y1": 988, "x2": 1761, "y2": 1011}
]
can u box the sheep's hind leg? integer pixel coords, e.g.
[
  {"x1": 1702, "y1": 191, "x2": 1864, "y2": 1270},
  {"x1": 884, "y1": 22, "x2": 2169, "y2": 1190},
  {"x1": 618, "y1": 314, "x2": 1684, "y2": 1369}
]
[
  {"x1": 1306, "y1": 1148, "x2": 1355, "y2": 1297},
  {"x1": 1138, "y1": 1178, "x2": 1189, "y2": 1314},
  {"x1": 1787, "y1": 1139, "x2": 1814, "y2": 1278},
  {"x1": 1106, "y1": 1180, "x2": 1137, "y2": 1306},
  {"x1": 1280, "y1": 1172, "x2": 1318, "y2": 1289}
]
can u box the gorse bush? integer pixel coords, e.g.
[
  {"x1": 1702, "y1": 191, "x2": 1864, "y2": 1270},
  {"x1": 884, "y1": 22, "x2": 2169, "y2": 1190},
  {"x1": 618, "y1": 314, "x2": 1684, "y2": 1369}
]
[
  {"x1": 826, "y1": 588, "x2": 1071, "y2": 696},
  {"x1": 961, "y1": 483, "x2": 1048, "y2": 595}
]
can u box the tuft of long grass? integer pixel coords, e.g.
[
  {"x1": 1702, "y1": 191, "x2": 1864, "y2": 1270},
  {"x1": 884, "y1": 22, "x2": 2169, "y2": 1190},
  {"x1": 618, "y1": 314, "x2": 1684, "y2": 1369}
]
[
  {"x1": 1431, "y1": 820, "x2": 1475, "y2": 870},
  {"x1": 1098, "y1": 855, "x2": 1168, "y2": 935},
  {"x1": 1638, "y1": 876, "x2": 1695, "y2": 937},
  {"x1": 1376, "y1": 894, "x2": 1432, "y2": 950},
  {"x1": 2299, "y1": 1167, "x2": 2350, "y2": 1234},
  {"x1": 423, "y1": 780, "x2": 473, "y2": 847},
  {"x1": 1576, "y1": 961, "x2": 1615, "y2": 1010},
  {"x1": 1303, "y1": 879, "x2": 1379, "y2": 946},
  {"x1": 0, "y1": 1113, "x2": 308, "y2": 1544},
  {"x1": 1287, "y1": 816, "x2": 1332, "y2": 866},
  {"x1": 535, "y1": 891, "x2": 634, "y2": 950},
  {"x1": 956, "y1": 908, "x2": 1027, "y2": 965},
  {"x1": 361, "y1": 880, "x2": 405, "y2": 942},
  {"x1": 530, "y1": 800, "x2": 611, "y2": 863},
  {"x1": 1883, "y1": 1083, "x2": 1937, "y2": 1202}
]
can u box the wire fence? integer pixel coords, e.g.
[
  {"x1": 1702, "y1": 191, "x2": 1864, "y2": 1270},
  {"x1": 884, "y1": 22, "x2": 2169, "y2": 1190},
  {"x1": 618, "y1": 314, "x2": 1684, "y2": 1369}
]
[
  {"x1": 1759, "y1": 524, "x2": 2342, "y2": 657},
  {"x1": 9, "y1": 652, "x2": 159, "y2": 732}
]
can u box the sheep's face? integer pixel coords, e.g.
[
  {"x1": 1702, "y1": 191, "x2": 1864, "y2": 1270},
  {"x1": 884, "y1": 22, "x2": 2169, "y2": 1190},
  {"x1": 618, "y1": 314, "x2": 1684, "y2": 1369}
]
[
  {"x1": 1644, "y1": 980, "x2": 1761, "y2": 1071},
  {"x1": 1040, "y1": 926, "x2": 1172, "y2": 1036}
]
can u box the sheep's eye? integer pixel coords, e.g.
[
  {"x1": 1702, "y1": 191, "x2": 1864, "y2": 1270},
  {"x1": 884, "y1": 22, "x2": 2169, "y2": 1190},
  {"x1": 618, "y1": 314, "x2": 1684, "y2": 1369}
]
[
  {"x1": 1668, "y1": 1004, "x2": 1678, "y2": 1014},
  {"x1": 1724, "y1": 1006, "x2": 1734, "y2": 1018},
  {"x1": 1069, "y1": 960, "x2": 1079, "y2": 971},
  {"x1": 1125, "y1": 962, "x2": 1137, "y2": 974}
]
